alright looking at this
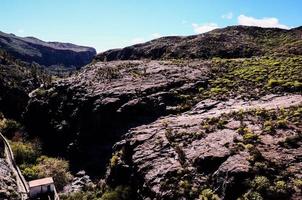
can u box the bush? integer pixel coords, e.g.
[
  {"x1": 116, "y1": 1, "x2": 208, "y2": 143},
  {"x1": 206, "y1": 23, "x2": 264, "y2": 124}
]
[
  {"x1": 34, "y1": 156, "x2": 73, "y2": 191},
  {"x1": 10, "y1": 141, "x2": 41, "y2": 165},
  {"x1": 199, "y1": 189, "x2": 220, "y2": 200},
  {"x1": 0, "y1": 118, "x2": 22, "y2": 137},
  {"x1": 242, "y1": 191, "x2": 263, "y2": 200},
  {"x1": 267, "y1": 79, "x2": 284, "y2": 88},
  {"x1": 251, "y1": 176, "x2": 270, "y2": 192},
  {"x1": 101, "y1": 186, "x2": 132, "y2": 200},
  {"x1": 21, "y1": 165, "x2": 39, "y2": 180},
  {"x1": 243, "y1": 132, "x2": 259, "y2": 144},
  {"x1": 273, "y1": 180, "x2": 288, "y2": 193},
  {"x1": 293, "y1": 179, "x2": 302, "y2": 190},
  {"x1": 61, "y1": 190, "x2": 101, "y2": 200}
]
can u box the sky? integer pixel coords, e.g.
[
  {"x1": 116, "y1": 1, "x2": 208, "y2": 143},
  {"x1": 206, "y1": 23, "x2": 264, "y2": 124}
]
[{"x1": 0, "y1": 0, "x2": 301, "y2": 52}]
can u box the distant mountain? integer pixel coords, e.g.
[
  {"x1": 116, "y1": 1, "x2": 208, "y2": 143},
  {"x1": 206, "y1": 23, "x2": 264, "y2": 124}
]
[
  {"x1": 96, "y1": 25, "x2": 302, "y2": 61},
  {"x1": 0, "y1": 31, "x2": 96, "y2": 68}
]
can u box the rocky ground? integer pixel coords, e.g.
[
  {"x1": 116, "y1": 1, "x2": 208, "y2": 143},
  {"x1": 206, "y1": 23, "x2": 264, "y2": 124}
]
[
  {"x1": 107, "y1": 94, "x2": 302, "y2": 199},
  {"x1": 24, "y1": 60, "x2": 211, "y2": 175},
  {"x1": 24, "y1": 54, "x2": 302, "y2": 199},
  {"x1": 0, "y1": 146, "x2": 20, "y2": 200},
  {"x1": 0, "y1": 26, "x2": 301, "y2": 199}
]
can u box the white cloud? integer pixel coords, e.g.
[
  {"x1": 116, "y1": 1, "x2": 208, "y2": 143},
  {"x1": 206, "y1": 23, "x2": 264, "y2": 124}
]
[
  {"x1": 237, "y1": 15, "x2": 289, "y2": 29},
  {"x1": 131, "y1": 37, "x2": 145, "y2": 44},
  {"x1": 222, "y1": 12, "x2": 233, "y2": 19},
  {"x1": 192, "y1": 23, "x2": 219, "y2": 34},
  {"x1": 151, "y1": 33, "x2": 161, "y2": 38}
]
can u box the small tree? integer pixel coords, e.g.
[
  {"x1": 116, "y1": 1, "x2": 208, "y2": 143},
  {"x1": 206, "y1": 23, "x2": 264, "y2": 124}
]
[{"x1": 35, "y1": 156, "x2": 73, "y2": 191}]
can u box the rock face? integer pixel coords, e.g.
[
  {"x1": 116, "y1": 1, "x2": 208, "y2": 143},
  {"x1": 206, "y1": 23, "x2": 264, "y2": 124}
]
[
  {"x1": 24, "y1": 60, "x2": 210, "y2": 175},
  {"x1": 96, "y1": 26, "x2": 302, "y2": 61},
  {"x1": 0, "y1": 145, "x2": 20, "y2": 200},
  {"x1": 0, "y1": 31, "x2": 96, "y2": 68},
  {"x1": 22, "y1": 26, "x2": 302, "y2": 199},
  {"x1": 106, "y1": 94, "x2": 302, "y2": 199},
  {"x1": 23, "y1": 56, "x2": 302, "y2": 199}
]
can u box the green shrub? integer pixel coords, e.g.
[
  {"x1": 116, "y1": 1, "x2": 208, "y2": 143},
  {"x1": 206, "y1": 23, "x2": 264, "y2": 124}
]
[
  {"x1": 243, "y1": 132, "x2": 259, "y2": 144},
  {"x1": 273, "y1": 180, "x2": 287, "y2": 193},
  {"x1": 251, "y1": 176, "x2": 270, "y2": 192},
  {"x1": 276, "y1": 119, "x2": 288, "y2": 128},
  {"x1": 101, "y1": 186, "x2": 132, "y2": 200},
  {"x1": 21, "y1": 165, "x2": 39, "y2": 180},
  {"x1": 35, "y1": 156, "x2": 73, "y2": 191},
  {"x1": 267, "y1": 79, "x2": 285, "y2": 88},
  {"x1": 61, "y1": 190, "x2": 101, "y2": 200},
  {"x1": 10, "y1": 141, "x2": 41, "y2": 165},
  {"x1": 199, "y1": 188, "x2": 220, "y2": 200},
  {"x1": 0, "y1": 118, "x2": 22, "y2": 137},
  {"x1": 293, "y1": 179, "x2": 302, "y2": 190},
  {"x1": 263, "y1": 120, "x2": 275, "y2": 133},
  {"x1": 242, "y1": 191, "x2": 263, "y2": 200}
]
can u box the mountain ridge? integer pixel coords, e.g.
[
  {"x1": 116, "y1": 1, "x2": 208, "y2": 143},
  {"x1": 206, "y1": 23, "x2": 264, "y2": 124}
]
[
  {"x1": 0, "y1": 31, "x2": 97, "y2": 68},
  {"x1": 96, "y1": 25, "x2": 302, "y2": 61}
]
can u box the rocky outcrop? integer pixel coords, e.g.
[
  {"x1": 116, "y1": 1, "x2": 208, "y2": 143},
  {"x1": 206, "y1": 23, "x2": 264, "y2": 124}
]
[
  {"x1": 0, "y1": 31, "x2": 96, "y2": 68},
  {"x1": 96, "y1": 26, "x2": 302, "y2": 61},
  {"x1": 0, "y1": 145, "x2": 20, "y2": 200},
  {"x1": 63, "y1": 171, "x2": 94, "y2": 194},
  {"x1": 23, "y1": 60, "x2": 210, "y2": 175},
  {"x1": 23, "y1": 54, "x2": 302, "y2": 199},
  {"x1": 106, "y1": 95, "x2": 302, "y2": 199}
]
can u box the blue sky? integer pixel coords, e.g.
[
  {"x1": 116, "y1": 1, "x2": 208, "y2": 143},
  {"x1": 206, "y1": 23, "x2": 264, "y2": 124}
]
[{"x1": 0, "y1": 0, "x2": 301, "y2": 52}]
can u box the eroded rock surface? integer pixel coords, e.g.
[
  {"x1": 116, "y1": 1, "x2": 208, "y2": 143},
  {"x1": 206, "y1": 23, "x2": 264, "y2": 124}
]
[
  {"x1": 24, "y1": 60, "x2": 210, "y2": 175},
  {"x1": 107, "y1": 95, "x2": 302, "y2": 199}
]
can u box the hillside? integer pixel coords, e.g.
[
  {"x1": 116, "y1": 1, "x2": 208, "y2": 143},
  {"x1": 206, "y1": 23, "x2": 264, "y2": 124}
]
[
  {"x1": 0, "y1": 50, "x2": 49, "y2": 119},
  {"x1": 24, "y1": 56, "x2": 302, "y2": 199},
  {"x1": 96, "y1": 26, "x2": 302, "y2": 61},
  {"x1": 0, "y1": 31, "x2": 96, "y2": 68},
  {"x1": 0, "y1": 25, "x2": 301, "y2": 200}
]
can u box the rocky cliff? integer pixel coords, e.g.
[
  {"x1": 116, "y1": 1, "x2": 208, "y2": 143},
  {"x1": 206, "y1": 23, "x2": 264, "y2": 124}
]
[
  {"x1": 0, "y1": 31, "x2": 96, "y2": 68},
  {"x1": 22, "y1": 26, "x2": 302, "y2": 199},
  {"x1": 24, "y1": 57, "x2": 302, "y2": 199},
  {"x1": 96, "y1": 26, "x2": 302, "y2": 61}
]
